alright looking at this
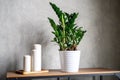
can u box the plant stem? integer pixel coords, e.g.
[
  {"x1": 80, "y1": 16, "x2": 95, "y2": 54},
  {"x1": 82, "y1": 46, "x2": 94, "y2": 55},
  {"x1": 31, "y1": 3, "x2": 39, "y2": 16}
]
[{"x1": 61, "y1": 14, "x2": 66, "y2": 50}]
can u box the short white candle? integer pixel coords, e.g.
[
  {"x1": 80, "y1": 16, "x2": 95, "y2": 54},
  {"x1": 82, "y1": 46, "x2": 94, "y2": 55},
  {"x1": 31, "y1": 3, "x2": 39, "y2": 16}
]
[{"x1": 23, "y1": 55, "x2": 31, "y2": 72}]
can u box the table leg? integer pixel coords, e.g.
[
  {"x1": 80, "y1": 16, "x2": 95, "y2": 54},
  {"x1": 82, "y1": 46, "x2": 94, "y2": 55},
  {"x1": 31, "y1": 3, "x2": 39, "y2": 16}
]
[
  {"x1": 68, "y1": 77, "x2": 71, "y2": 80},
  {"x1": 115, "y1": 73, "x2": 120, "y2": 80},
  {"x1": 93, "y1": 76, "x2": 95, "y2": 80},
  {"x1": 100, "y1": 76, "x2": 103, "y2": 80},
  {"x1": 57, "y1": 77, "x2": 60, "y2": 80}
]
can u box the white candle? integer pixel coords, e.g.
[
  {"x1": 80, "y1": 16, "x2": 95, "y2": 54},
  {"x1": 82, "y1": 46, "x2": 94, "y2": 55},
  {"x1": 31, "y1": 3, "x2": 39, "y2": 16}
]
[
  {"x1": 23, "y1": 55, "x2": 31, "y2": 72},
  {"x1": 34, "y1": 44, "x2": 41, "y2": 50},
  {"x1": 31, "y1": 44, "x2": 41, "y2": 71}
]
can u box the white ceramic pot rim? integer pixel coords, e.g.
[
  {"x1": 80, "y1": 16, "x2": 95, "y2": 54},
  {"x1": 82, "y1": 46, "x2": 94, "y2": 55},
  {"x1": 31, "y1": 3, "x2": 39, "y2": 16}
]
[{"x1": 59, "y1": 50, "x2": 80, "y2": 53}]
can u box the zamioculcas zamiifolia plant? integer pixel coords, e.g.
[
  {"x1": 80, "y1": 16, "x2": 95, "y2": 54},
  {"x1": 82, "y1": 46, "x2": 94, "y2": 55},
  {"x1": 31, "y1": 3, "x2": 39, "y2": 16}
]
[{"x1": 48, "y1": 2, "x2": 86, "y2": 51}]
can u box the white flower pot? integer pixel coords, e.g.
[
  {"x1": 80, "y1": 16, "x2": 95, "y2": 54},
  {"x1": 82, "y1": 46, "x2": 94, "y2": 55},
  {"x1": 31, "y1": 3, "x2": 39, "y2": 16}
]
[{"x1": 59, "y1": 51, "x2": 80, "y2": 72}]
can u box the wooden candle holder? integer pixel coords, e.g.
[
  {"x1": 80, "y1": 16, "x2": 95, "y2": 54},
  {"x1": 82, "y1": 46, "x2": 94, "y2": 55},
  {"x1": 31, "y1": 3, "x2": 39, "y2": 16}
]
[{"x1": 16, "y1": 69, "x2": 49, "y2": 75}]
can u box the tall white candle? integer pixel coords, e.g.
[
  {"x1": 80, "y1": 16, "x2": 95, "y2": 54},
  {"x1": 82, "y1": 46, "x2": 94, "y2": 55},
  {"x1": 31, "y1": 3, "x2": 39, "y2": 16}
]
[
  {"x1": 23, "y1": 55, "x2": 31, "y2": 72},
  {"x1": 31, "y1": 44, "x2": 41, "y2": 71},
  {"x1": 34, "y1": 44, "x2": 41, "y2": 50}
]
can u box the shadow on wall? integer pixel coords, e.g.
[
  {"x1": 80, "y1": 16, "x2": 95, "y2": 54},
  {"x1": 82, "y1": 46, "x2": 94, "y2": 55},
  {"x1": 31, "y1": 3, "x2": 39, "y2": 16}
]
[
  {"x1": 95, "y1": 0, "x2": 120, "y2": 69},
  {"x1": 16, "y1": 22, "x2": 49, "y2": 69},
  {"x1": 4, "y1": 22, "x2": 50, "y2": 80},
  {"x1": 77, "y1": 0, "x2": 120, "y2": 68}
]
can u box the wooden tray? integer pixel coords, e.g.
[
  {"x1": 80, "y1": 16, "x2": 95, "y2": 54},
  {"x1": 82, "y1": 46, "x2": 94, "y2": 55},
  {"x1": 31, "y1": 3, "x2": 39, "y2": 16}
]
[{"x1": 16, "y1": 70, "x2": 49, "y2": 75}]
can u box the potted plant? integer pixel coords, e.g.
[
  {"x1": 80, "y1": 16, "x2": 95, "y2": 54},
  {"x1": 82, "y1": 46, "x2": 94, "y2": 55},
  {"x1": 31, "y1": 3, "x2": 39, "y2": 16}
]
[{"x1": 48, "y1": 2, "x2": 86, "y2": 72}]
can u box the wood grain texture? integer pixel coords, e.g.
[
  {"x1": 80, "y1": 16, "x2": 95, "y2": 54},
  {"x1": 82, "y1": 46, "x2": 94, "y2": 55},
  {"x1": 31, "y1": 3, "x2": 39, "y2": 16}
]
[{"x1": 7, "y1": 68, "x2": 120, "y2": 78}]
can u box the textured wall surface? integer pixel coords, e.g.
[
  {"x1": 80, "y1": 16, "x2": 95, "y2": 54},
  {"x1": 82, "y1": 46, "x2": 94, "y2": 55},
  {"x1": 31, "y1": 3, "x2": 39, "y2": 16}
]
[{"x1": 0, "y1": 0, "x2": 120, "y2": 80}]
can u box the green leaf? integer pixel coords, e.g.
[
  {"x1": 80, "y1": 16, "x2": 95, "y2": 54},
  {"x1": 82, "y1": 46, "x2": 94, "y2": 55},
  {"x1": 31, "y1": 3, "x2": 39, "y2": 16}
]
[
  {"x1": 48, "y1": 17, "x2": 57, "y2": 31},
  {"x1": 49, "y1": 2, "x2": 63, "y2": 22}
]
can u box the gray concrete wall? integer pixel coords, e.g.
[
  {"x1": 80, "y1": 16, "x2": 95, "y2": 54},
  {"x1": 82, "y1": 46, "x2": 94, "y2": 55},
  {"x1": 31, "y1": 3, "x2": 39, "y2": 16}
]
[{"x1": 0, "y1": 0, "x2": 120, "y2": 80}]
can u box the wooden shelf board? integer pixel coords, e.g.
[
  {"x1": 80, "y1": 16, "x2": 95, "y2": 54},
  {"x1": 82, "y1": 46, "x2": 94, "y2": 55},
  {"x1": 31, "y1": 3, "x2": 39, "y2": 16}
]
[{"x1": 7, "y1": 68, "x2": 120, "y2": 78}]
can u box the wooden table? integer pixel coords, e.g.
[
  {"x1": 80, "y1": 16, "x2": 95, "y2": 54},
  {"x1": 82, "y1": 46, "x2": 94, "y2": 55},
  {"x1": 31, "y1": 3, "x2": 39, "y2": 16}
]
[{"x1": 7, "y1": 68, "x2": 120, "y2": 80}]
